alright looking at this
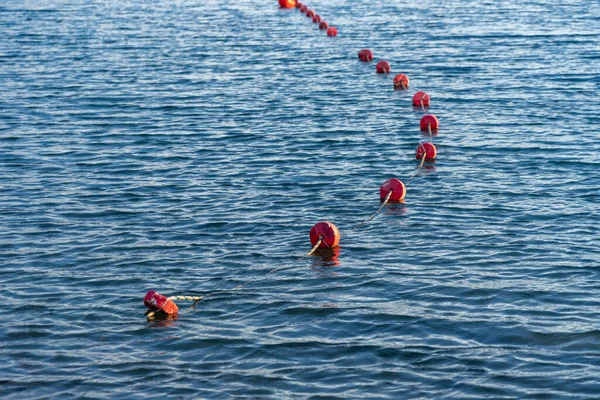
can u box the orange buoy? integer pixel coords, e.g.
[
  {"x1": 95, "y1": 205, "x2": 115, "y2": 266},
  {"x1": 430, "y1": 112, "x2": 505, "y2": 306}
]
[
  {"x1": 416, "y1": 142, "x2": 437, "y2": 160},
  {"x1": 327, "y1": 27, "x2": 338, "y2": 36},
  {"x1": 412, "y1": 91, "x2": 430, "y2": 107},
  {"x1": 393, "y1": 74, "x2": 409, "y2": 90},
  {"x1": 319, "y1": 21, "x2": 328, "y2": 29},
  {"x1": 420, "y1": 115, "x2": 439, "y2": 133},
  {"x1": 309, "y1": 222, "x2": 340, "y2": 248},
  {"x1": 312, "y1": 14, "x2": 321, "y2": 23},
  {"x1": 279, "y1": 0, "x2": 296, "y2": 8},
  {"x1": 358, "y1": 49, "x2": 373, "y2": 62},
  {"x1": 300, "y1": 5, "x2": 308, "y2": 13},
  {"x1": 376, "y1": 60, "x2": 390, "y2": 73},
  {"x1": 306, "y1": 9, "x2": 314, "y2": 17},
  {"x1": 144, "y1": 290, "x2": 179, "y2": 316},
  {"x1": 380, "y1": 178, "x2": 406, "y2": 202}
]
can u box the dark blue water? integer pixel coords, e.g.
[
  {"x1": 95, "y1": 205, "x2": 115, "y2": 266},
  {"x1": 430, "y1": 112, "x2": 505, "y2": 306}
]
[{"x1": 1, "y1": 0, "x2": 600, "y2": 397}]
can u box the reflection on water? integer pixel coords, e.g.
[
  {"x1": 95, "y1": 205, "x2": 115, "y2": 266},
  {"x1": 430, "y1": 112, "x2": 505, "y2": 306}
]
[
  {"x1": 147, "y1": 312, "x2": 178, "y2": 328},
  {"x1": 310, "y1": 246, "x2": 341, "y2": 268}
]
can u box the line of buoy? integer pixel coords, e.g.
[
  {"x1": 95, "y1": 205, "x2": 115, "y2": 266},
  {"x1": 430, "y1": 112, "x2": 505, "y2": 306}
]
[
  {"x1": 143, "y1": 2, "x2": 445, "y2": 319},
  {"x1": 280, "y1": 2, "x2": 443, "y2": 256}
]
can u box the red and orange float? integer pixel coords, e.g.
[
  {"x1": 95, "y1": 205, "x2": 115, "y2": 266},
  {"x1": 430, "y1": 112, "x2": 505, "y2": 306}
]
[
  {"x1": 309, "y1": 222, "x2": 340, "y2": 249},
  {"x1": 380, "y1": 178, "x2": 406, "y2": 202},
  {"x1": 416, "y1": 142, "x2": 437, "y2": 160},
  {"x1": 376, "y1": 60, "x2": 390, "y2": 73},
  {"x1": 358, "y1": 49, "x2": 373, "y2": 62}
]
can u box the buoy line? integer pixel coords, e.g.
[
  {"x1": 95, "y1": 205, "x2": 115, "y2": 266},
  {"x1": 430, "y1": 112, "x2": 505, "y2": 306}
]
[{"x1": 142, "y1": 1, "x2": 447, "y2": 319}]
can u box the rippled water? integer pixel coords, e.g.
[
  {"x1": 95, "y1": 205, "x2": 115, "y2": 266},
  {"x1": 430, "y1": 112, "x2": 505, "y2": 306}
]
[{"x1": 1, "y1": 0, "x2": 600, "y2": 397}]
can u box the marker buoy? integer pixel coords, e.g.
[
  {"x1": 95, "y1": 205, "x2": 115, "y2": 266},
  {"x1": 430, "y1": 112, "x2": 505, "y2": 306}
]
[
  {"x1": 412, "y1": 91, "x2": 430, "y2": 107},
  {"x1": 300, "y1": 5, "x2": 308, "y2": 13},
  {"x1": 313, "y1": 14, "x2": 321, "y2": 22},
  {"x1": 327, "y1": 27, "x2": 338, "y2": 36},
  {"x1": 376, "y1": 60, "x2": 390, "y2": 74},
  {"x1": 319, "y1": 21, "x2": 328, "y2": 29},
  {"x1": 380, "y1": 178, "x2": 406, "y2": 202},
  {"x1": 420, "y1": 115, "x2": 439, "y2": 133},
  {"x1": 306, "y1": 9, "x2": 314, "y2": 17},
  {"x1": 144, "y1": 290, "x2": 179, "y2": 316},
  {"x1": 310, "y1": 222, "x2": 340, "y2": 249},
  {"x1": 279, "y1": 0, "x2": 297, "y2": 8},
  {"x1": 416, "y1": 142, "x2": 437, "y2": 160},
  {"x1": 358, "y1": 49, "x2": 373, "y2": 62},
  {"x1": 295, "y1": 1, "x2": 303, "y2": 8},
  {"x1": 393, "y1": 74, "x2": 409, "y2": 90}
]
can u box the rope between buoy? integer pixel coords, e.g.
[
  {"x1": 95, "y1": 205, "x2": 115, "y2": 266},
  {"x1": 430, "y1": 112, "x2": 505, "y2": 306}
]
[
  {"x1": 427, "y1": 123, "x2": 432, "y2": 136},
  {"x1": 169, "y1": 295, "x2": 204, "y2": 302},
  {"x1": 353, "y1": 189, "x2": 393, "y2": 229},
  {"x1": 306, "y1": 235, "x2": 324, "y2": 256}
]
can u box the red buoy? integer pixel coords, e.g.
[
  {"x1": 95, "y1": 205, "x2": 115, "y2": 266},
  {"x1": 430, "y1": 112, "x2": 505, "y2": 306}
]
[
  {"x1": 380, "y1": 178, "x2": 406, "y2": 202},
  {"x1": 393, "y1": 74, "x2": 409, "y2": 90},
  {"x1": 420, "y1": 115, "x2": 439, "y2": 133},
  {"x1": 327, "y1": 27, "x2": 338, "y2": 36},
  {"x1": 300, "y1": 5, "x2": 308, "y2": 13},
  {"x1": 358, "y1": 49, "x2": 373, "y2": 62},
  {"x1": 306, "y1": 9, "x2": 314, "y2": 17},
  {"x1": 312, "y1": 14, "x2": 321, "y2": 23},
  {"x1": 376, "y1": 60, "x2": 390, "y2": 73},
  {"x1": 296, "y1": 1, "x2": 303, "y2": 8},
  {"x1": 309, "y1": 222, "x2": 340, "y2": 248},
  {"x1": 416, "y1": 142, "x2": 437, "y2": 160},
  {"x1": 279, "y1": 0, "x2": 297, "y2": 8},
  {"x1": 144, "y1": 290, "x2": 179, "y2": 316},
  {"x1": 412, "y1": 91, "x2": 430, "y2": 107},
  {"x1": 319, "y1": 21, "x2": 328, "y2": 29}
]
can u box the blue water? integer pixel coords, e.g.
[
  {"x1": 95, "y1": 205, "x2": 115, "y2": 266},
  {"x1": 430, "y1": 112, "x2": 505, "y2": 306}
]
[{"x1": 1, "y1": 0, "x2": 600, "y2": 397}]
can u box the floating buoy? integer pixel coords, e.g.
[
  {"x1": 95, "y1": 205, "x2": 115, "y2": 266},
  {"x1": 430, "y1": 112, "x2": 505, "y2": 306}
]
[
  {"x1": 295, "y1": 1, "x2": 303, "y2": 8},
  {"x1": 309, "y1": 222, "x2": 340, "y2": 249},
  {"x1": 420, "y1": 115, "x2": 439, "y2": 133},
  {"x1": 412, "y1": 91, "x2": 430, "y2": 107},
  {"x1": 358, "y1": 49, "x2": 373, "y2": 62},
  {"x1": 319, "y1": 21, "x2": 328, "y2": 29},
  {"x1": 144, "y1": 290, "x2": 179, "y2": 316},
  {"x1": 313, "y1": 14, "x2": 321, "y2": 22},
  {"x1": 376, "y1": 60, "x2": 390, "y2": 73},
  {"x1": 393, "y1": 74, "x2": 409, "y2": 90},
  {"x1": 306, "y1": 9, "x2": 314, "y2": 17},
  {"x1": 279, "y1": 0, "x2": 297, "y2": 8},
  {"x1": 300, "y1": 5, "x2": 308, "y2": 13},
  {"x1": 327, "y1": 27, "x2": 338, "y2": 36},
  {"x1": 416, "y1": 142, "x2": 437, "y2": 160},
  {"x1": 380, "y1": 178, "x2": 406, "y2": 202}
]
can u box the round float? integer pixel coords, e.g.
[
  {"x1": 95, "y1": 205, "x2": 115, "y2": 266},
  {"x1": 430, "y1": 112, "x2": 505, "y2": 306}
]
[
  {"x1": 358, "y1": 49, "x2": 373, "y2": 62},
  {"x1": 393, "y1": 74, "x2": 409, "y2": 90},
  {"x1": 380, "y1": 178, "x2": 406, "y2": 202},
  {"x1": 312, "y1": 14, "x2": 321, "y2": 23},
  {"x1": 309, "y1": 222, "x2": 340, "y2": 248},
  {"x1": 279, "y1": 0, "x2": 296, "y2": 8},
  {"x1": 376, "y1": 60, "x2": 390, "y2": 73},
  {"x1": 420, "y1": 115, "x2": 439, "y2": 132},
  {"x1": 416, "y1": 142, "x2": 437, "y2": 160},
  {"x1": 327, "y1": 27, "x2": 338, "y2": 36},
  {"x1": 319, "y1": 21, "x2": 328, "y2": 29},
  {"x1": 412, "y1": 91, "x2": 430, "y2": 107},
  {"x1": 144, "y1": 290, "x2": 179, "y2": 316},
  {"x1": 306, "y1": 9, "x2": 314, "y2": 17}
]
